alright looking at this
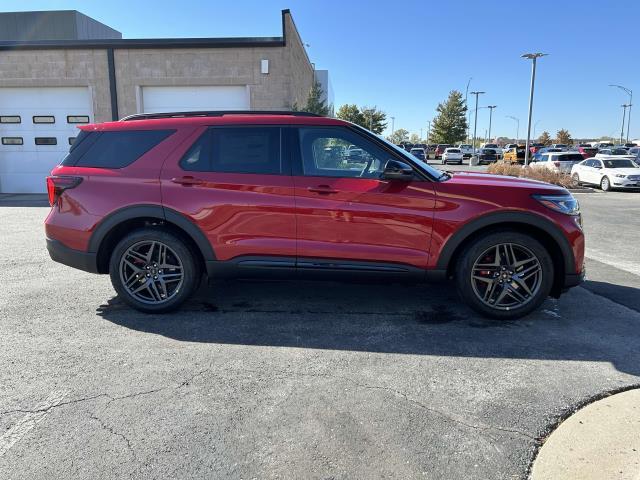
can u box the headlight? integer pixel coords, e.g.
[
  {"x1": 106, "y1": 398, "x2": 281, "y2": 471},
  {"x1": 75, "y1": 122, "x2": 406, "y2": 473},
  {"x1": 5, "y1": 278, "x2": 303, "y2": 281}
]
[
  {"x1": 532, "y1": 193, "x2": 580, "y2": 216},
  {"x1": 615, "y1": 174, "x2": 626, "y2": 178}
]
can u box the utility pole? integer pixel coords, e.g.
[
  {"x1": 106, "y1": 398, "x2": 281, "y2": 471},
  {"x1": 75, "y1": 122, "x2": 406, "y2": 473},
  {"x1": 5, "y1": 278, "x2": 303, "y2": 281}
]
[
  {"x1": 487, "y1": 105, "x2": 497, "y2": 142},
  {"x1": 507, "y1": 115, "x2": 520, "y2": 144},
  {"x1": 620, "y1": 104, "x2": 630, "y2": 144},
  {"x1": 427, "y1": 120, "x2": 431, "y2": 146},
  {"x1": 470, "y1": 91, "x2": 485, "y2": 156},
  {"x1": 391, "y1": 116, "x2": 395, "y2": 135},
  {"x1": 465, "y1": 77, "x2": 472, "y2": 142},
  {"x1": 533, "y1": 120, "x2": 542, "y2": 139},
  {"x1": 522, "y1": 52, "x2": 547, "y2": 166},
  {"x1": 609, "y1": 84, "x2": 633, "y2": 143}
]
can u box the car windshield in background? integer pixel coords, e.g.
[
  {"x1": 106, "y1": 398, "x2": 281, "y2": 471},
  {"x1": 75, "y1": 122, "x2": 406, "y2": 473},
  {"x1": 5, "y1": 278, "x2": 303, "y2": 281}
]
[
  {"x1": 603, "y1": 159, "x2": 637, "y2": 168},
  {"x1": 448, "y1": 149, "x2": 461, "y2": 153},
  {"x1": 611, "y1": 149, "x2": 629, "y2": 155},
  {"x1": 482, "y1": 149, "x2": 496, "y2": 154}
]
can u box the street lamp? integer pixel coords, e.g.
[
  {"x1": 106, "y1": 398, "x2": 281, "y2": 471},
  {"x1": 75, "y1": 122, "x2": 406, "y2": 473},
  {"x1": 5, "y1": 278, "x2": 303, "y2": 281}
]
[
  {"x1": 470, "y1": 91, "x2": 485, "y2": 155},
  {"x1": 620, "y1": 104, "x2": 631, "y2": 144},
  {"x1": 427, "y1": 120, "x2": 431, "y2": 146},
  {"x1": 533, "y1": 120, "x2": 542, "y2": 139},
  {"x1": 609, "y1": 84, "x2": 633, "y2": 143},
  {"x1": 487, "y1": 105, "x2": 497, "y2": 142},
  {"x1": 465, "y1": 77, "x2": 472, "y2": 141},
  {"x1": 391, "y1": 116, "x2": 395, "y2": 135},
  {"x1": 522, "y1": 52, "x2": 548, "y2": 166},
  {"x1": 507, "y1": 115, "x2": 520, "y2": 144}
]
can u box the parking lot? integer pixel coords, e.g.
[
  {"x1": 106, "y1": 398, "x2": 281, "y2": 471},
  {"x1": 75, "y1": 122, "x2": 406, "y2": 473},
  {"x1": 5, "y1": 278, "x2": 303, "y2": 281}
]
[{"x1": 1, "y1": 191, "x2": 639, "y2": 480}]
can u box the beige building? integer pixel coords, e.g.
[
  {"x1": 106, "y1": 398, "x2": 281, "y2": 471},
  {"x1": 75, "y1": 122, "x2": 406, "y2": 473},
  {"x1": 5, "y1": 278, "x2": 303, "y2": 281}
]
[{"x1": 0, "y1": 9, "x2": 319, "y2": 193}]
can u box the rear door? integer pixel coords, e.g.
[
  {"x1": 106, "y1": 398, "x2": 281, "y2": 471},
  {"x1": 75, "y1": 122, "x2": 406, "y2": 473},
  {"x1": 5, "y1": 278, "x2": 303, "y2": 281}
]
[
  {"x1": 291, "y1": 125, "x2": 436, "y2": 271},
  {"x1": 160, "y1": 125, "x2": 296, "y2": 263}
]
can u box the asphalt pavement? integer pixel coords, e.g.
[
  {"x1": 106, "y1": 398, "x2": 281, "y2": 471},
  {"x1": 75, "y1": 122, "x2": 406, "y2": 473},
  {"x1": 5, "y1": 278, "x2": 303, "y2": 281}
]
[{"x1": 0, "y1": 190, "x2": 639, "y2": 480}]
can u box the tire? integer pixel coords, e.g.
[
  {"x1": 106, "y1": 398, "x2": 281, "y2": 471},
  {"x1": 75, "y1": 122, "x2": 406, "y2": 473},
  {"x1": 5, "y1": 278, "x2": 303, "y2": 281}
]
[
  {"x1": 455, "y1": 230, "x2": 554, "y2": 320},
  {"x1": 442, "y1": 159, "x2": 446, "y2": 164},
  {"x1": 109, "y1": 228, "x2": 199, "y2": 313},
  {"x1": 572, "y1": 173, "x2": 581, "y2": 186},
  {"x1": 600, "y1": 176, "x2": 611, "y2": 191}
]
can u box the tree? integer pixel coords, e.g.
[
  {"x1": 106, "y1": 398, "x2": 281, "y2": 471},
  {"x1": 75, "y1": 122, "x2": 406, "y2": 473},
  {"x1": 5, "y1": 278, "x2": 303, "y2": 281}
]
[
  {"x1": 556, "y1": 129, "x2": 573, "y2": 145},
  {"x1": 359, "y1": 106, "x2": 387, "y2": 134},
  {"x1": 430, "y1": 90, "x2": 468, "y2": 144},
  {"x1": 336, "y1": 104, "x2": 387, "y2": 134},
  {"x1": 538, "y1": 131, "x2": 551, "y2": 145},
  {"x1": 293, "y1": 81, "x2": 330, "y2": 116},
  {"x1": 336, "y1": 104, "x2": 365, "y2": 125},
  {"x1": 388, "y1": 128, "x2": 409, "y2": 144}
]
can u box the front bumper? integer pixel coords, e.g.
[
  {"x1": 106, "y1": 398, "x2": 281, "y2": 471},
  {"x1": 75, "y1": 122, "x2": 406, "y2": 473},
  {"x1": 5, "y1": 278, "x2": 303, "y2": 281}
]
[
  {"x1": 46, "y1": 238, "x2": 99, "y2": 274},
  {"x1": 612, "y1": 177, "x2": 640, "y2": 188}
]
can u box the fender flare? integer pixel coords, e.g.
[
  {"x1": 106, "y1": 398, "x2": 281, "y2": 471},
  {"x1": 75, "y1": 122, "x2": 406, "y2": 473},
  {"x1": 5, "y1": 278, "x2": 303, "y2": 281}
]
[
  {"x1": 88, "y1": 204, "x2": 216, "y2": 261},
  {"x1": 435, "y1": 211, "x2": 576, "y2": 274}
]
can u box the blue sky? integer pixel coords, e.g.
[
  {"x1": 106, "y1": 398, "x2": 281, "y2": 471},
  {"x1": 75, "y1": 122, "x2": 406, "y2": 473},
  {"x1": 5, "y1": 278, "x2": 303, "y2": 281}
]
[{"x1": 5, "y1": 0, "x2": 639, "y2": 139}]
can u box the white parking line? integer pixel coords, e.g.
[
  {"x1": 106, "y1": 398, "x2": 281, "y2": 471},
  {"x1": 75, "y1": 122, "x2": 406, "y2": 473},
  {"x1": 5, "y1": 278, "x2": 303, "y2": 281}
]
[{"x1": 0, "y1": 390, "x2": 69, "y2": 457}]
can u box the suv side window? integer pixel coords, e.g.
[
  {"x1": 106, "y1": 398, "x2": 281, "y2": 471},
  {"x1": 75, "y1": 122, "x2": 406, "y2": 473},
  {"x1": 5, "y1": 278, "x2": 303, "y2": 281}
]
[
  {"x1": 297, "y1": 127, "x2": 388, "y2": 178},
  {"x1": 181, "y1": 127, "x2": 281, "y2": 174}
]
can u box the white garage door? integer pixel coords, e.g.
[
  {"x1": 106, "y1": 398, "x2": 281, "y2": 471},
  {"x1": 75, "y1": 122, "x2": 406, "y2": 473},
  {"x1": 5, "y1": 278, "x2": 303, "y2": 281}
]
[
  {"x1": 141, "y1": 86, "x2": 249, "y2": 113},
  {"x1": 0, "y1": 87, "x2": 93, "y2": 193}
]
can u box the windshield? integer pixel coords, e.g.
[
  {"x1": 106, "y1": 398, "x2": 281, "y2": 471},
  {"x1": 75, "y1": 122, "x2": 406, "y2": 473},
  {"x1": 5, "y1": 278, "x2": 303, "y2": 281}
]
[
  {"x1": 603, "y1": 159, "x2": 638, "y2": 168},
  {"x1": 611, "y1": 149, "x2": 629, "y2": 155},
  {"x1": 460, "y1": 144, "x2": 471, "y2": 149}
]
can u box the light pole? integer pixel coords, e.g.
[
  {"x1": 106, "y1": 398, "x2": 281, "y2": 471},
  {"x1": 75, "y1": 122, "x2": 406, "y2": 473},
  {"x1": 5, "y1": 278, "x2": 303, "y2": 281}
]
[
  {"x1": 620, "y1": 104, "x2": 630, "y2": 144},
  {"x1": 507, "y1": 115, "x2": 520, "y2": 144},
  {"x1": 522, "y1": 52, "x2": 547, "y2": 166},
  {"x1": 391, "y1": 116, "x2": 395, "y2": 135},
  {"x1": 427, "y1": 120, "x2": 431, "y2": 146},
  {"x1": 470, "y1": 91, "x2": 485, "y2": 155},
  {"x1": 533, "y1": 120, "x2": 542, "y2": 139},
  {"x1": 420, "y1": 128, "x2": 423, "y2": 140},
  {"x1": 465, "y1": 77, "x2": 472, "y2": 141},
  {"x1": 487, "y1": 105, "x2": 497, "y2": 142},
  {"x1": 609, "y1": 84, "x2": 633, "y2": 143}
]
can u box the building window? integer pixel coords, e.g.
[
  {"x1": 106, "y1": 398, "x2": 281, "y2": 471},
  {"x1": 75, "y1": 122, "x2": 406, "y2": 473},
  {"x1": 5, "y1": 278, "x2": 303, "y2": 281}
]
[
  {"x1": 68, "y1": 137, "x2": 76, "y2": 146},
  {"x1": 35, "y1": 137, "x2": 57, "y2": 145},
  {"x1": 33, "y1": 116, "x2": 55, "y2": 124},
  {"x1": 2, "y1": 137, "x2": 23, "y2": 145},
  {"x1": 0, "y1": 116, "x2": 21, "y2": 124},
  {"x1": 67, "y1": 115, "x2": 90, "y2": 124}
]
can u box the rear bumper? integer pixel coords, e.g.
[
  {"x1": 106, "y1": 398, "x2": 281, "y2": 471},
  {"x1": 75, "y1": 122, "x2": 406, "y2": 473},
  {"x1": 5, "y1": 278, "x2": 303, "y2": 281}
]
[
  {"x1": 46, "y1": 238, "x2": 99, "y2": 274},
  {"x1": 563, "y1": 267, "x2": 585, "y2": 290}
]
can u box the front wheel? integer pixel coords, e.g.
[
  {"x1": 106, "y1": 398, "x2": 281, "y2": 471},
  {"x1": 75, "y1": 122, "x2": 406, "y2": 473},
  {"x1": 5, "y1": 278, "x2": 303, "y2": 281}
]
[
  {"x1": 109, "y1": 228, "x2": 199, "y2": 313},
  {"x1": 600, "y1": 176, "x2": 611, "y2": 191},
  {"x1": 455, "y1": 231, "x2": 554, "y2": 319}
]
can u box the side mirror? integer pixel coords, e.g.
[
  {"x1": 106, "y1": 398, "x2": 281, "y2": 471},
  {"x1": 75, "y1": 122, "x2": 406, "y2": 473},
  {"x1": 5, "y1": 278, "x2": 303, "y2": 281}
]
[{"x1": 382, "y1": 159, "x2": 414, "y2": 181}]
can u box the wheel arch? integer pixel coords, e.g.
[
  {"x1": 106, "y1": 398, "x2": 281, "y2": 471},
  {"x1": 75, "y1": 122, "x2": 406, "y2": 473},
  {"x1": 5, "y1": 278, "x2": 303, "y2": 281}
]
[
  {"x1": 89, "y1": 205, "x2": 215, "y2": 274},
  {"x1": 437, "y1": 211, "x2": 576, "y2": 297}
]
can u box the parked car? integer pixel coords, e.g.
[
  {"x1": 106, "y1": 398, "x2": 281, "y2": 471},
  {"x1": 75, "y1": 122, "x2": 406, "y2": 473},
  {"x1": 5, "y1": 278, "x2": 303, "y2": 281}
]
[
  {"x1": 442, "y1": 147, "x2": 464, "y2": 164},
  {"x1": 593, "y1": 141, "x2": 614, "y2": 149},
  {"x1": 410, "y1": 147, "x2": 427, "y2": 161},
  {"x1": 529, "y1": 143, "x2": 545, "y2": 155},
  {"x1": 529, "y1": 152, "x2": 584, "y2": 174},
  {"x1": 550, "y1": 144, "x2": 569, "y2": 150},
  {"x1": 458, "y1": 144, "x2": 474, "y2": 158},
  {"x1": 571, "y1": 157, "x2": 640, "y2": 191},
  {"x1": 627, "y1": 147, "x2": 640, "y2": 161},
  {"x1": 624, "y1": 143, "x2": 637, "y2": 148},
  {"x1": 45, "y1": 110, "x2": 584, "y2": 319},
  {"x1": 481, "y1": 143, "x2": 503, "y2": 159},
  {"x1": 595, "y1": 148, "x2": 636, "y2": 159},
  {"x1": 434, "y1": 144, "x2": 452, "y2": 159},
  {"x1": 577, "y1": 146, "x2": 598, "y2": 159},
  {"x1": 502, "y1": 143, "x2": 518, "y2": 154},
  {"x1": 503, "y1": 145, "x2": 527, "y2": 164},
  {"x1": 478, "y1": 148, "x2": 498, "y2": 164}
]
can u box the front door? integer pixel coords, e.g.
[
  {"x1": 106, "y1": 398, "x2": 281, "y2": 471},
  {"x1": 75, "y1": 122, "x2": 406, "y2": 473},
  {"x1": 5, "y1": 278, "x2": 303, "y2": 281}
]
[{"x1": 291, "y1": 126, "x2": 436, "y2": 270}]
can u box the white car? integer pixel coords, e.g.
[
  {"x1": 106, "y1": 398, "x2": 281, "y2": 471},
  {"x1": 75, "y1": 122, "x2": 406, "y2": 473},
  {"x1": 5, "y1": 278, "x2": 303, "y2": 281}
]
[
  {"x1": 530, "y1": 152, "x2": 584, "y2": 173},
  {"x1": 571, "y1": 157, "x2": 640, "y2": 191},
  {"x1": 481, "y1": 143, "x2": 503, "y2": 159},
  {"x1": 595, "y1": 148, "x2": 636, "y2": 160},
  {"x1": 458, "y1": 144, "x2": 473, "y2": 158},
  {"x1": 442, "y1": 147, "x2": 464, "y2": 164},
  {"x1": 502, "y1": 143, "x2": 518, "y2": 155}
]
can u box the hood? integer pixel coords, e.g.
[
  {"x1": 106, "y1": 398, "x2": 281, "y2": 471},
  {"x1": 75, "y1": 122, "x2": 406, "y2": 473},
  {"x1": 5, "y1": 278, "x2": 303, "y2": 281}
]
[
  {"x1": 444, "y1": 171, "x2": 567, "y2": 192},
  {"x1": 604, "y1": 167, "x2": 640, "y2": 175}
]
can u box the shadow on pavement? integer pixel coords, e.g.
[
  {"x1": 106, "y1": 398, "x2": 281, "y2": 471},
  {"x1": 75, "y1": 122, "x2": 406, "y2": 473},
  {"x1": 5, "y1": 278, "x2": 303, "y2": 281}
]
[
  {"x1": 96, "y1": 279, "x2": 640, "y2": 376},
  {"x1": 0, "y1": 194, "x2": 49, "y2": 207}
]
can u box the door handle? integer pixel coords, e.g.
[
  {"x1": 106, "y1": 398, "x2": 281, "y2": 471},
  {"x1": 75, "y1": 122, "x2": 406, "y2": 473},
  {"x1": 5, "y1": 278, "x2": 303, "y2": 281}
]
[
  {"x1": 307, "y1": 185, "x2": 338, "y2": 194},
  {"x1": 171, "y1": 176, "x2": 204, "y2": 186}
]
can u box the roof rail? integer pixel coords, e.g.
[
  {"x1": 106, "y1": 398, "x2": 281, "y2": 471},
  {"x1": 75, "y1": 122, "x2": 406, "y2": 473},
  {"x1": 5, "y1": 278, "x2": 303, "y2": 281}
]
[{"x1": 120, "y1": 110, "x2": 321, "y2": 121}]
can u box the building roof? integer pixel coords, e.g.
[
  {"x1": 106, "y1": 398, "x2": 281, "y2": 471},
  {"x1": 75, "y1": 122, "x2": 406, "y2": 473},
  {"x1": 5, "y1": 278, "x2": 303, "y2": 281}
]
[{"x1": 0, "y1": 9, "x2": 293, "y2": 50}]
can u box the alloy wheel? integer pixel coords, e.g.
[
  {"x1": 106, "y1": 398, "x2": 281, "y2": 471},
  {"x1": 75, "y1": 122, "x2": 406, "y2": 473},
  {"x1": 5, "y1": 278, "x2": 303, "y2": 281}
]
[
  {"x1": 470, "y1": 243, "x2": 543, "y2": 311},
  {"x1": 119, "y1": 240, "x2": 184, "y2": 304}
]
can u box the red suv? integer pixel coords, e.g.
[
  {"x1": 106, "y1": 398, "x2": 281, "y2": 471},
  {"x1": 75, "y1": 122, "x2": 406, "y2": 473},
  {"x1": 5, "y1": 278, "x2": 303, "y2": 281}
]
[{"x1": 45, "y1": 111, "x2": 584, "y2": 319}]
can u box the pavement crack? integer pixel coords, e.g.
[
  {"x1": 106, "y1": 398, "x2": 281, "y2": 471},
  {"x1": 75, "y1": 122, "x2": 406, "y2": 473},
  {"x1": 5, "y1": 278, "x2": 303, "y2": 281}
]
[
  {"x1": 89, "y1": 412, "x2": 137, "y2": 461},
  {"x1": 0, "y1": 393, "x2": 109, "y2": 417}
]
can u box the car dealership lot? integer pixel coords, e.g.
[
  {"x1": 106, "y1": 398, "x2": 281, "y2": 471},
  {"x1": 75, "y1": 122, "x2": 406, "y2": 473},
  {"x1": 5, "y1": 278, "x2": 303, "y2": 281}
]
[{"x1": 1, "y1": 193, "x2": 639, "y2": 480}]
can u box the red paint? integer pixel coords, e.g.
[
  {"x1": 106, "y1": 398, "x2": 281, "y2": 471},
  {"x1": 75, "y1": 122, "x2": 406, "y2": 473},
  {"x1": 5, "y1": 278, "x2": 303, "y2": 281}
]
[{"x1": 45, "y1": 114, "x2": 584, "y2": 278}]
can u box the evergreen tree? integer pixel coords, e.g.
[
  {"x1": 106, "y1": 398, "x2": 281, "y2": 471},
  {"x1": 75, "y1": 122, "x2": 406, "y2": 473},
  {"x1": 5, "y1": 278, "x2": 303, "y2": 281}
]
[
  {"x1": 294, "y1": 81, "x2": 330, "y2": 116},
  {"x1": 538, "y1": 131, "x2": 551, "y2": 145},
  {"x1": 359, "y1": 106, "x2": 387, "y2": 134},
  {"x1": 556, "y1": 129, "x2": 573, "y2": 145},
  {"x1": 336, "y1": 104, "x2": 365, "y2": 125},
  {"x1": 430, "y1": 90, "x2": 468, "y2": 144}
]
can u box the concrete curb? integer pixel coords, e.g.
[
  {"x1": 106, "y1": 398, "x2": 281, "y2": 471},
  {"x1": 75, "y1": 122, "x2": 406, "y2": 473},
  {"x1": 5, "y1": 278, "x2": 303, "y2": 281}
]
[{"x1": 530, "y1": 388, "x2": 640, "y2": 479}]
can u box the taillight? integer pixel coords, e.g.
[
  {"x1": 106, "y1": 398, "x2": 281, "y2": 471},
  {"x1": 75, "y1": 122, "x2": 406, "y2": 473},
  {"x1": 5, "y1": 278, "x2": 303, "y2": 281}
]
[
  {"x1": 554, "y1": 161, "x2": 560, "y2": 167},
  {"x1": 46, "y1": 176, "x2": 82, "y2": 206}
]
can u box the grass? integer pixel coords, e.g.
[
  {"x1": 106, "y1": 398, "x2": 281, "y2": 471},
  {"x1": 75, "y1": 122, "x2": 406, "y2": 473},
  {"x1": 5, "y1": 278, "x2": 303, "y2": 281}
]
[{"x1": 486, "y1": 162, "x2": 577, "y2": 188}]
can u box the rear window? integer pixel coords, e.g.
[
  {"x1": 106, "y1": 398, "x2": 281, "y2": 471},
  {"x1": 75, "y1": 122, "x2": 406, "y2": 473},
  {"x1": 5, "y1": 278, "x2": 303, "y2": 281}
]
[
  {"x1": 63, "y1": 130, "x2": 174, "y2": 168},
  {"x1": 447, "y1": 149, "x2": 461, "y2": 153},
  {"x1": 559, "y1": 154, "x2": 584, "y2": 162}
]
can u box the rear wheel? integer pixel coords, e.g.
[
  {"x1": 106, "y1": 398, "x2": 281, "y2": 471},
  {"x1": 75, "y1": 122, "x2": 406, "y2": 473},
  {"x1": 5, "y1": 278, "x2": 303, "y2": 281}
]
[
  {"x1": 572, "y1": 172, "x2": 581, "y2": 186},
  {"x1": 109, "y1": 228, "x2": 199, "y2": 313},
  {"x1": 455, "y1": 231, "x2": 554, "y2": 319}
]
